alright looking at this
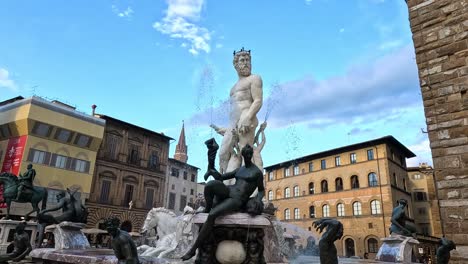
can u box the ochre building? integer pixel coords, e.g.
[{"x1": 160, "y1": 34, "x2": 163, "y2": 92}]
[
  {"x1": 0, "y1": 96, "x2": 105, "y2": 217},
  {"x1": 264, "y1": 136, "x2": 416, "y2": 259},
  {"x1": 86, "y1": 114, "x2": 172, "y2": 232}
]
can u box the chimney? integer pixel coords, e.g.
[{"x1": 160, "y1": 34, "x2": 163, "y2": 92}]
[{"x1": 92, "y1": 104, "x2": 97, "y2": 116}]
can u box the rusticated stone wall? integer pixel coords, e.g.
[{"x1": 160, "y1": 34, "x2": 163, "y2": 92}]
[{"x1": 406, "y1": 0, "x2": 468, "y2": 261}]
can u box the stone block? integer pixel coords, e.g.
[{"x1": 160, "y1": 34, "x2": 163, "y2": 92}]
[
  {"x1": 449, "y1": 126, "x2": 468, "y2": 138},
  {"x1": 428, "y1": 55, "x2": 449, "y2": 65},
  {"x1": 458, "y1": 66, "x2": 468, "y2": 77},
  {"x1": 433, "y1": 155, "x2": 461, "y2": 168},
  {"x1": 437, "y1": 118, "x2": 464, "y2": 129},
  {"x1": 442, "y1": 57, "x2": 467, "y2": 71},
  {"x1": 437, "y1": 85, "x2": 454, "y2": 96},
  {"x1": 440, "y1": 199, "x2": 468, "y2": 207},
  {"x1": 437, "y1": 41, "x2": 468, "y2": 57},
  {"x1": 442, "y1": 3, "x2": 459, "y2": 14},
  {"x1": 446, "y1": 145, "x2": 468, "y2": 155},
  {"x1": 428, "y1": 70, "x2": 458, "y2": 84},
  {"x1": 438, "y1": 129, "x2": 450, "y2": 139}
]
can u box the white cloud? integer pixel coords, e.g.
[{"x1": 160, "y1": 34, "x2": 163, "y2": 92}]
[
  {"x1": 153, "y1": 0, "x2": 211, "y2": 55},
  {"x1": 406, "y1": 138, "x2": 433, "y2": 167},
  {"x1": 215, "y1": 43, "x2": 223, "y2": 48},
  {"x1": 339, "y1": 28, "x2": 345, "y2": 33},
  {"x1": 112, "y1": 5, "x2": 133, "y2": 19},
  {"x1": 0, "y1": 68, "x2": 17, "y2": 91},
  {"x1": 305, "y1": 0, "x2": 313, "y2": 5},
  {"x1": 379, "y1": 40, "x2": 403, "y2": 50}
]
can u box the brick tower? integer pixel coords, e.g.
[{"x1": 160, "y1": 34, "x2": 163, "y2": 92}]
[{"x1": 174, "y1": 121, "x2": 188, "y2": 163}]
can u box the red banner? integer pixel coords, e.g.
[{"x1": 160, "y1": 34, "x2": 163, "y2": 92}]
[{"x1": 1, "y1": 135, "x2": 28, "y2": 208}]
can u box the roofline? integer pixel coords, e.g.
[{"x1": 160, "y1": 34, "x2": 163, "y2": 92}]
[
  {"x1": 264, "y1": 135, "x2": 416, "y2": 171},
  {"x1": 0, "y1": 96, "x2": 25, "y2": 107},
  {"x1": 168, "y1": 158, "x2": 200, "y2": 170},
  {"x1": 95, "y1": 114, "x2": 174, "y2": 141}
]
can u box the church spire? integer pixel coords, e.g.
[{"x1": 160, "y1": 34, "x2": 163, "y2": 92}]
[{"x1": 174, "y1": 121, "x2": 188, "y2": 163}]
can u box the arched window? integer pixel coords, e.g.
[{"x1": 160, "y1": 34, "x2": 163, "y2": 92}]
[
  {"x1": 276, "y1": 189, "x2": 282, "y2": 199},
  {"x1": 268, "y1": 190, "x2": 273, "y2": 201},
  {"x1": 322, "y1": 204, "x2": 330, "y2": 217},
  {"x1": 309, "y1": 206, "x2": 315, "y2": 218},
  {"x1": 337, "y1": 203, "x2": 345, "y2": 217},
  {"x1": 294, "y1": 208, "x2": 300, "y2": 219},
  {"x1": 371, "y1": 200, "x2": 381, "y2": 215},
  {"x1": 351, "y1": 175, "x2": 360, "y2": 189},
  {"x1": 335, "y1": 177, "x2": 343, "y2": 191},
  {"x1": 353, "y1": 202, "x2": 362, "y2": 216},
  {"x1": 284, "y1": 209, "x2": 291, "y2": 220},
  {"x1": 309, "y1": 182, "x2": 314, "y2": 194},
  {"x1": 368, "y1": 172, "x2": 378, "y2": 187},
  {"x1": 285, "y1": 187, "x2": 291, "y2": 198},
  {"x1": 321, "y1": 180, "x2": 328, "y2": 193},
  {"x1": 293, "y1": 186, "x2": 300, "y2": 197},
  {"x1": 368, "y1": 238, "x2": 379, "y2": 253}
]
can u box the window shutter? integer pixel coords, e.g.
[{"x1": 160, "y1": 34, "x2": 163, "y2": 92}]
[
  {"x1": 50, "y1": 154, "x2": 57, "y2": 166},
  {"x1": 44, "y1": 152, "x2": 51, "y2": 165},
  {"x1": 27, "y1": 149, "x2": 35, "y2": 162},
  {"x1": 85, "y1": 161, "x2": 90, "y2": 173},
  {"x1": 66, "y1": 158, "x2": 73, "y2": 170}
]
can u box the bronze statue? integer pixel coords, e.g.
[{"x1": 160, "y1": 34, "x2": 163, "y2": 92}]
[
  {"x1": 389, "y1": 199, "x2": 417, "y2": 237},
  {"x1": 181, "y1": 142, "x2": 265, "y2": 261},
  {"x1": 104, "y1": 217, "x2": 139, "y2": 264},
  {"x1": 16, "y1": 164, "x2": 36, "y2": 201},
  {"x1": 313, "y1": 218, "x2": 344, "y2": 264},
  {"x1": 0, "y1": 222, "x2": 32, "y2": 264},
  {"x1": 436, "y1": 237, "x2": 456, "y2": 264},
  {"x1": 38, "y1": 188, "x2": 87, "y2": 224}
]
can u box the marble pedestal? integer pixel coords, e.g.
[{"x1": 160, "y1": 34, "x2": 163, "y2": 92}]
[
  {"x1": 375, "y1": 234, "x2": 419, "y2": 263},
  {"x1": 192, "y1": 213, "x2": 285, "y2": 264},
  {"x1": 45, "y1": 222, "x2": 90, "y2": 250}
]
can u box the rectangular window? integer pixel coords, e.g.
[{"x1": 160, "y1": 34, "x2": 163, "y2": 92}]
[
  {"x1": 191, "y1": 174, "x2": 196, "y2": 182},
  {"x1": 321, "y1": 159, "x2": 326, "y2": 170},
  {"x1": 74, "y1": 134, "x2": 91, "y2": 148},
  {"x1": 413, "y1": 174, "x2": 422, "y2": 180},
  {"x1": 268, "y1": 172, "x2": 274, "y2": 181},
  {"x1": 414, "y1": 192, "x2": 428, "y2": 201},
  {"x1": 146, "y1": 188, "x2": 155, "y2": 209},
  {"x1": 0, "y1": 125, "x2": 12, "y2": 138},
  {"x1": 335, "y1": 156, "x2": 341, "y2": 166},
  {"x1": 183, "y1": 171, "x2": 188, "y2": 180},
  {"x1": 148, "y1": 151, "x2": 159, "y2": 170},
  {"x1": 123, "y1": 185, "x2": 134, "y2": 206},
  {"x1": 32, "y1": 122, "x2": 51, "y2": 137},
  {"x1": 171, "y1": 168, "x2": 179, "y2": 177},
  {"x1": 168, "y1": 192, "x2": 176, "y2": 209},
  {"x1": 284, "y1": 167, "x2": 290, "y2": 177},
  {"x1": 180, "y1": 195, "x2": 187, "y2": 211},
  {"x1": 55, "y1": 128, "x2": 73, "y2": 142},
  {"x1": 350, "y1": 153, "x2": 357, "y2": 164},
  {"x1": 99, "y1": 180, "x2": 111, "y2": 203},
  {"x1": 74, "y1": 159, "x2": 88, "y2": 173},
  {"x1": 128, "y1": 145, "x2": 140, "y2": 165},
  {"x1": 367, "y1": 149, "x2": 374, "y2": 160},
  {"x1": 32, "y1": 149, "x2": 46, "y2": 164},
  {"x1": 293, "y1": 165, "x2": 299, "y2": 175},
  {"x1": 190, "y1": 189, "x2": 194, "y2": 195},
  {"x1": 421, "y1": 224, "x2": 431, "y2": 236},
  {"x1": 55, "y1": 155, "x2": 67, "y2": 169},
  {"x1": 308, "y1": 162, "x2": 313, "y2": 172},
  {"x1": 418, "y1": 207, "x2": 427, "y2": 215},
  {"x1": 106, "y1": 134, "x2": 119, "y2": 160}
]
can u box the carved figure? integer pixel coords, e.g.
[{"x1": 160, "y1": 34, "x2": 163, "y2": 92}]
[
  {"x1": 313, "y1": 218, "x2": 344, "y2": 264},
  {"x1": 389, "y1": 199, "x2": 417, "y2": 237},
  {"x1": 181, "y1": 143, "x2": 265, "y2": 261},
  {"x1": 16, "y1": 164, "x2": 36, "y2": 201},
  {"x1": 105, "y1": 217, "x2": 140, "y2": 264},
  {"x1": 0, "y1": 171, "x2": 48, "y2": 220},
  {"x1": 0, "y1": 222, "x2": 32, "y2": 263},
  {"x1": 211, "y1": 48, "x2": 263, "y2": 173},
  {"x1": 38, "y1": 188, "x2": 87, "y2": 224},
  {"x1": 436, "y1": 237, "x2": 456, "y2": 264},
  {"x1": 138, "y1": 208, "x2": 178, "y2": 258}
]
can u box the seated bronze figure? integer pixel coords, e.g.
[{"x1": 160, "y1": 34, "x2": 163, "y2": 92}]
[
  {"x1": 0, "y1": 222, "x2": 32, "y2": 264},
  {"x1": 105, "y1": 217, "x2": 139, "y2": 264},
  {"x1": 181, "y1": 142, "x2": 265, "y2": 261}
]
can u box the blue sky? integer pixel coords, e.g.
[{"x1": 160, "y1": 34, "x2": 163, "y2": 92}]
[{"x1": 0, "y1": 0, "x2": 431, "y2": 181}]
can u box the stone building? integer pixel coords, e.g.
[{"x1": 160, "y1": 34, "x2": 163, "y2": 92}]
[
  {"x1": 264, "y1": 136, "x2": 416, "y2": 259},
  {"x1": 86, "y1": 114, "x2": 172, "y2": 232},
  {"x1": 406, "y1": 0, "x2": 468, "y2": 261},
  {"x1": 165, "y1": 123, "x2": 199, "y2": 215},
  {"x1": 0, "y1": 96, "x2": 105, "y2": 218},
  {"x1": 407, "y1": 163, "x2": 443, "y2": 237}
]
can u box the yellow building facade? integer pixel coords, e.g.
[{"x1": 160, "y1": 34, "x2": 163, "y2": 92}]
[
  {"x1": 264, "y1": 136, "x2": 415, "y2": 259},
  {"x1": 0, "y1": 96, "x2": 105, "y2": 217}
]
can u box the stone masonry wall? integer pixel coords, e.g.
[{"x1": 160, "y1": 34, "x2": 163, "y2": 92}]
[{"x1": 406, "y1": 0, "x2": 468, "y2": 261}]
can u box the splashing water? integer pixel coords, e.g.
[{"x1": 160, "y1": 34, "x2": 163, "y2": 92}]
[
  {"x1": 283, "y1": 121, "x2": 301, "y2": 161},
  {"x1": 263, "y1": 81, "x2": 285, "y2": 123}
]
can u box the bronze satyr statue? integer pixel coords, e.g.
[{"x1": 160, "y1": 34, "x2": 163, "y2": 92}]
[
  {"x1": 313, "y1": 218, "x2": 344, "y2": 264},
  {"x1": 0, "y1": 222, "x2": 32, "y2": 264},
  {"x1": 436, "y1": 237, "x2": 456, "y2": 264},
  {"x1": 105, "y1": 217, "x2": 139, "y2": 264},
  {"x1": 389, "y1": 199, "x2": 417, "y2": 237},
  {"x1": 181, "y1": 141, "x2": 265, "y2": 261},
  {"x1": 38, "y1": 188, "x2": 87, "y2": 224}
]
